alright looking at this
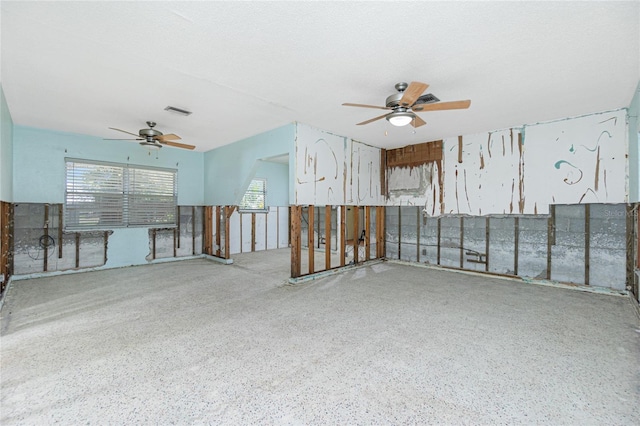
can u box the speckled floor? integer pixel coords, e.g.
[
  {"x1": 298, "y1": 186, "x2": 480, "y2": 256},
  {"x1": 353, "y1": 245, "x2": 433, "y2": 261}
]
[{"x1": 2, "y1": 248, "x2": 639, "y2": 425}]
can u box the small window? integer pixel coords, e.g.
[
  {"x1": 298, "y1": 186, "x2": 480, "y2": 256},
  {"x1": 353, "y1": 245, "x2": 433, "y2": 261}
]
[{"x1": 239, "y1": 178, "x2": 267, "y2": 212}]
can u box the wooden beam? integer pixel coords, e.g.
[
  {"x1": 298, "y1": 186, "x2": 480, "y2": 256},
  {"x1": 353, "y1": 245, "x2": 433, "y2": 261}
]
[
  {"x1": 152, "y1": 228, "x2": 157, "y2": 260},
  {"x1": 176, "y1": 206, "x2": 181, "y2": 249},
  {"x1": 585, "y1": 204, "x2": 590, "y2": 285},
  {"x1": 224, "y1": 206, "x2": 231, "y2": 259},
  {"x1": 226, "y1": 205, "x2": 237, "y2": 219},
  {"x1": 365, "y1": 206, "x2": 371, "y2": 261},
  {"x1": 291, "y1": 205, "x2": 302, "y2": 278},
  {"x1": 308, "y1": 206, "x2": 315, "y2": 273},
  {"x1": 215, "y1": 206, "x2": 221, "y2": 257},
  {"x1": 340, "y1": 206, "x2": 346, "y2": 267},
  {"x1": 514, "y1": 217, "x2": 519, "y2": 276},
  {"x1": 75, "y1": 232, "x2": 80, "y2": 268},
  {"x1": 485, "y1": 217, "x2": 490, "y2": 272},
  {"x1": 58, "y1": 204, "x2": 63, "y2": 259},
  {"x1": 43, "y1": 204, "x2": 49, "y2": 272},
  {"x1": 251, "y1": 213, "x2": 256, "y2": 252},
  {"x1": 353, "y1": 206, "x2": 359, "y2": 264},
  {"x1": 325, "y1": 205, "x2": 331, "y2": 270},
  {"x1": 547, "y1": 205, "x2": 555, "y2": 280}
]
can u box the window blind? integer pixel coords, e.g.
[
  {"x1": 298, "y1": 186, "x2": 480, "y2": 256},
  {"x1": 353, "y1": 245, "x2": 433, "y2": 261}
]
[
  {"x1": 239, "y1": 178, "x2": 266, "y2": 211},
  {"x1": 65, "y1": 159, "x2": 177, "y2": 230}
]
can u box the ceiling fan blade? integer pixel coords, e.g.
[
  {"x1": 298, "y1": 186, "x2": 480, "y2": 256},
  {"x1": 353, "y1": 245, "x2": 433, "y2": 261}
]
[
  {"x1": 108, "y1": 127, "x2": 140, "y2": 137},
  {"x1": 160, "y1": 140, "x2": 196, "y2": 150},
  {"x1": 155, "y1": 133, "x2": 182, "y2": 141},
  {"x1": 342, "y1": 103, "x2": 390, "y2": 110},
  {"x1": 357, "y1": 113, "x2": 391, "y2": 126},
  {"x1": 411, "y1": 115, "x2": 427, "y2": 128},
  {"x1": 412, "y1": 100, "x2": 471, "y2": 112},
  {"x1": 399, "y1": 81, "x2": 429, "y2": 107},
  {"x1": 103, "y1": 138, "x2": 143, "y2": 141}
]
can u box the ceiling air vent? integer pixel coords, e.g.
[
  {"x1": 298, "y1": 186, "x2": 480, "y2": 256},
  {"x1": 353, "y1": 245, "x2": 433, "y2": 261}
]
[
  {"x1": 164, "y1": 106, "x2": 192, "y2": 116},
  {"x1": 414, "y1": 93, "x2": 440, "y2": 105}
]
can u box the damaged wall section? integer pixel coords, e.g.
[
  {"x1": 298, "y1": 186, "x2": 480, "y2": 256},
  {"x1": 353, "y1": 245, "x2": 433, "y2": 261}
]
[
  {"x1": 386, "y1": 109, "x2": 627, "y2": 216},
  {"x1": 385, "y1": 203, "x2": 629, "y2": 291}
]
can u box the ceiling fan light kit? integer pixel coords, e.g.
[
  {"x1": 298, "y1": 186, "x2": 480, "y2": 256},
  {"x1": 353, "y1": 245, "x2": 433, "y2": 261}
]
[
  {"x1": 386, "y1": 110, "x2": 415, "y2": 127},
  {"x1": 343, "y1": 81, "x2": 471, "y2": 129}
]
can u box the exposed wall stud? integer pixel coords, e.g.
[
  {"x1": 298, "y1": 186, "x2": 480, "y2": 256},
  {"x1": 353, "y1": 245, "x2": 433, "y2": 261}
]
[
  {"x1": 325, "y1": 205, "x2": 331, "y2": 270},
  {"x1": 365, "y1": 206, "x2": 371, "y2": 261},
  {"x1": 547, "y1": 205, "x2": 555, "y2": 280},
  {"x1": 353, "y1": 206, "x2": 359, "y2": 264},
  {"x1": 514, "y1": 217, "x2": 520, "y2": 276},
  {"x1": 582, "y1": 204, "x2": 590, "y2": 285},
  {"x1": 459, "y1": 216, "x2": 464, "y2": 268},
  {"x1": 75, "y1": 232, "x2": 80, "y2": 268},
  {"x1": 340, "y1": 206, "x2": 346, "y2": 267},
  {"x1": 43, "y1": 204, "x2": 49, "y2": 272},
  {"x1": 308, "y1": 206, "x2": 315, "y2": 273},
  {"x1": 485, "y1": 217, "x2": 490, "y2": 272},
  {"x1": 291, "y1": 205, "x2": 302, "y2": 277},
  {"x1": 192, "y1": 206, "x2": 196, "y2": 255},
  {"x1": 176, "y1": 206, "x2": 181, "y2": 249},
  {"x1": 58, "y1": 204, "x2": 63, "y2": 259},
  {"x1": 215, "y1": 206, "x2": 221, "y2": 257}
]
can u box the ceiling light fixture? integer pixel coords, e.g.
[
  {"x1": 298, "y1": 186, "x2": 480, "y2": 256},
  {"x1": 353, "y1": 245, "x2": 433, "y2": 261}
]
[
  {"x1": 386, "y1": 110, "x2": 415, "y2": 127},
  {"x1": 164, "y1": 106, "x2": 192, "y2": 116}
]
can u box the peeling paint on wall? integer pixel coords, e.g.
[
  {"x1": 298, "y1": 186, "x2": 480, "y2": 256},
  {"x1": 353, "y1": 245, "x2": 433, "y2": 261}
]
[
  {"x1": 295, "y1": 123, "x2": 383, "y2": 206},
  {"x1": 387, "y1": 109, "x2": 627, "y2": 216}
]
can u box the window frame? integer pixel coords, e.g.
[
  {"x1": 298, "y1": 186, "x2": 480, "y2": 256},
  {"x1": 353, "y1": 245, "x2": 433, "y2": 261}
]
[{"x1": 64, "y1": 158, "x2": 178, "y2": 231}]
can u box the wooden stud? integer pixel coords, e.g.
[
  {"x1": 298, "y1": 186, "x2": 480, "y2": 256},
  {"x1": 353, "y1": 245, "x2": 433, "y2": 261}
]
[
  {"x1": 458, "y1": 135, "x2": 463, "y2": 163},
  {"x1": 547, "y1": 205, "x2": 555, "y2": 280},
  {"x1": 104, "y1": 231, "x2": 108, "y2": 264},
  {"x1": 437, "y1": 217, "x2": 441, "y2": 265},
  {"x1": 291, "y1": 205, "x2": 302, "y2": 278},
  {"x1": 380, "y1": 148, "x2": 387, "y2": 197},
  {"x1": 0, "y1": 202, "x2": 11, "y2": 286},
  {"x1": 251, "y1": 213, "x2": 256, "y2": 252},
  {"x1": 459, "y1": 216, "x2": 464, "y2": 269},
  {"x1": 192, "y1": 206, "x2": 196, "y2": 255},
  {"x1": 152, "y1": 229, "x2": 157, "y2": 260},
  {"x1": 224, "y1": 206, "x2": 231, "y2": 259},
  {"x1": 585, "y1": 204, "x2": 590, "y2": 286},
  {"x1": 173, "y1": 228, "x2": 177, "y2": 257},
  {"x1": 353, "y1": 206, "x2": 359, "y2": 264},
  {"x1": 58, "y1": 204, "x2": 63, "y2": 259},
  {"x1": 381, "y1": 206, "x2": 386, "y2": 258},
  {"x1": 176, "y1": 206, "x2": 181, "y2": 249},
  {"x1": 75, "y1": 232, "x2": 80, "y2": 268},
  {"x1": 340, "y1": 206, "x2": 346, "y2": 267},
  {"x1": 43, "y1": 204, "x2": 49, "y2": 272},
  {"x1": 397, "y1": 206, "x2": 401, "y2": 259},
  {"x1": 308, "y1": 206, "x2": 315, "y2": 273},
  {"x1": 626, "y1": 204, "x2": 634, "y2": 292},
  {"x1": 365, "y1": 206, "x2": 371, "y2": 261},
  {"x1": 485, "y1": 217, "x2": 490, "y2": 272},
  {"x1": 416, "y1": 207, "x2": 420, "y2": 262},
  {"x1": 325, "y1": 205, "x2": 331, "y2": 270},
  {"x1": 514, "y1": 217, "x2": 519, "y2": 276},
  {"x1": 215, "y1": 206, "x2": 221, "y2": 257}
]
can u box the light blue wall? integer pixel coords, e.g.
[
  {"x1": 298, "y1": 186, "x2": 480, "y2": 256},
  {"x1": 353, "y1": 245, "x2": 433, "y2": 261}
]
[
  {"x1": 203, "y1": 123, "x2": 295, "y2": 205},
  {"x1": 13, "y1": 125, "x2": 204, "y2": 204},
  {"x1": 0, "y1": 86, "x2": 14, "y2": 202},
  {"x1": 255, "y1": 160, "x2": 289, "y2": 206},
  {"x1": 628, "y1": 81, "x2": 640, "y2": 202}
]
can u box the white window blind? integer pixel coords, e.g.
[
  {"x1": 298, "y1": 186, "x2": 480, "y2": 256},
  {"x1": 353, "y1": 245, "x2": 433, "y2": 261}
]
[
  {"x1": 65, "y1": 159, "x2": 177, "y2": 230},
  {"x1": 239, "y1": 178, "x2": 266, "y2": 211}
]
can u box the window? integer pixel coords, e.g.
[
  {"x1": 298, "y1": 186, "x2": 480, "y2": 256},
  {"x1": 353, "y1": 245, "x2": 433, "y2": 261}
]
[
  {"x1": 239, "y1": 178, "x2": 267, "y2": 211},
  {"x1": 65, "y1": 159, "x2": 177, "y2": 230}
]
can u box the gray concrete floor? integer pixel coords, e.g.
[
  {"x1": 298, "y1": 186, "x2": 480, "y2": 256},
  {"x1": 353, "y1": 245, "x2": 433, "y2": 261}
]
[{"x1": 1, "y1": 248, "x2": 639, "y2": 425}]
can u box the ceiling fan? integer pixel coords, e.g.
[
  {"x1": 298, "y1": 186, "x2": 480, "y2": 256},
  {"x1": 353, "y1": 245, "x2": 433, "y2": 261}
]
[
  {"x1": 105, "y1": 121, "x2": 196, "y2": 150},
  {"x1": 343, "y1": 81, "x2": 471, "y2": 128}
]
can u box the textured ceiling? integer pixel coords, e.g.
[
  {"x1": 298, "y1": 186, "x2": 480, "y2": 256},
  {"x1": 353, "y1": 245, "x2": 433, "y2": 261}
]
[{"x1": 1, "y1": 1, "x2": 638, "y2": 152}]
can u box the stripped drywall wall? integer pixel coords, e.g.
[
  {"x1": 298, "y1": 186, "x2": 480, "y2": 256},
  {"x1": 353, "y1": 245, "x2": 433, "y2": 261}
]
[
  {"x1": 0, "y1": 85, "x2": 14, "y2": 202},
  {"x1": 221, "y1": 206, "x2": 288, "y2": 256},
  {"x1": 387, "y1": 109, "x2": 628, "y2": 215},
  {"x1": 386, "y1": 203, "x2": 628, "y2": 291},
  {"x1": 294, "y1": 123, "x2": 384, "y2": 206}
]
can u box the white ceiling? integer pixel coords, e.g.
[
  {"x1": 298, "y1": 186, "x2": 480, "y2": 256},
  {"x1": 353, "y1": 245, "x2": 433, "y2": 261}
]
[{"x1": 1, "y1": 1, "x2": 638, "y2": 152}]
